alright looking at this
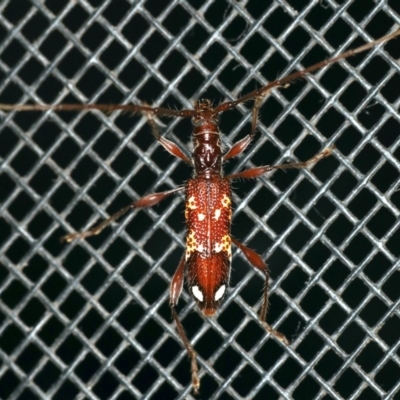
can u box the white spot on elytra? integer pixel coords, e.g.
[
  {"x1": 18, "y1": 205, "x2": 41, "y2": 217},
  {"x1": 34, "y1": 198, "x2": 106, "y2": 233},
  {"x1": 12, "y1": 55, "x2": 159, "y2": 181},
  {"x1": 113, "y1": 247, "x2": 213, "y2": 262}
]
[
  {"x1": 214, "y1": 285, "x2": 226, "y2": 301},
  {"x1": 197, "y1": 243, "x2": 204, "y2": 252},
  {"x1": 214, "y1": 243, "x2": 223, "y2": 253},
  {"x1": 198, "y1": 213, "x2": 205, "y2": 221},
  {"x1": 192, "y1": 286, "x2": 204, "y2": 302},
  {"x1": 214, "y1": 209, "x2": 221, "y2": 220}
]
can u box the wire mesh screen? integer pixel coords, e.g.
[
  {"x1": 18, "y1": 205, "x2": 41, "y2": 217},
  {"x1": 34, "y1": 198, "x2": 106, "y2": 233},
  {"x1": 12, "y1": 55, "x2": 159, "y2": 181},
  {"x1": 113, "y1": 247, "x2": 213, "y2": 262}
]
[{"x1": 0, "y1": 0, "x2": 400, "y2": 399}]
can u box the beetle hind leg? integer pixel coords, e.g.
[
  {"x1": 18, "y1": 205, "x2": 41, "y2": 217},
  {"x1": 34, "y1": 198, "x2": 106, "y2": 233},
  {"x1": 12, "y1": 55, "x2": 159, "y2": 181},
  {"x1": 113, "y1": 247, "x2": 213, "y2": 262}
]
[
  {"x1": 232, "y1": 237, "x2": 289, "y2": 345},
  {"x1": 170, "y1": 307, "x2": 200, "y2": 392},
  {"x1": 170, "y1": 253, "x2": 200, "y2": 393}
]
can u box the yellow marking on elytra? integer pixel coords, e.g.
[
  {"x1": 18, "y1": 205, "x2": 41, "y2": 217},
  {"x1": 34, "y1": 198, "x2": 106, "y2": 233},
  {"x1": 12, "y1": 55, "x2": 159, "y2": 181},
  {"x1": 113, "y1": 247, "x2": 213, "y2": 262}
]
[
  {"x1": 185, "y1": 229, "x2": 198, "y2": 260},
  {"x1": 222, "y1": 235, "x2": 232, "y2": 260},
  {"x1": 187, "y1": 196, "x2": 197, "y2": 210},
  {"x1": 221, "y1": 235, "x2": 230, "y2": 248},
  {"x1": 221, "y1": 194, "x2": 231, "y2": 208}
]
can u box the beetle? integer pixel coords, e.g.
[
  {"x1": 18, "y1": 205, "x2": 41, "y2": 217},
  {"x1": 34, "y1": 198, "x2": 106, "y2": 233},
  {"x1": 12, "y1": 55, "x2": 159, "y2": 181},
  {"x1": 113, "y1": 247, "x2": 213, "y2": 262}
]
[{"x1": 1, "y1": 28, "x2": 399, "y2": 392}]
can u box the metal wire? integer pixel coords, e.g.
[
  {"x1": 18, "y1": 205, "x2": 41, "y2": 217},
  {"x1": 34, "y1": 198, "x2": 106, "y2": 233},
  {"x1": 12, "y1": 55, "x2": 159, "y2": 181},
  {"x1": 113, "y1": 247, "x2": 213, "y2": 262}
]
[{"x1": 0, "y1": 0, "x2": 399, "y2": 399}]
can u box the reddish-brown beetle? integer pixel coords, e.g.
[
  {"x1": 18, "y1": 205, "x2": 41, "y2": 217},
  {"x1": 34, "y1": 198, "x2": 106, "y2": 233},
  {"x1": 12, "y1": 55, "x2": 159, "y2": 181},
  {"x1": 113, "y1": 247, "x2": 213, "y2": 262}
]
[{"x1": 1, "y1": 28, "x2": 399, "y2": 392}]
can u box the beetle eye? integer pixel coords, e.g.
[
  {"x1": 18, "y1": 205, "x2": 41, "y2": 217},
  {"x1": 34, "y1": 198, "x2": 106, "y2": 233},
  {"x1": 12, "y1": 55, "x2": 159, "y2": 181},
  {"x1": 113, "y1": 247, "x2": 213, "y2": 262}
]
[
  {"x1": 212, "y1": 115, "x2": 220, "y2": 124},
  {"x1": 192, "y1": 117, "x2": 203, "y2": 127}
]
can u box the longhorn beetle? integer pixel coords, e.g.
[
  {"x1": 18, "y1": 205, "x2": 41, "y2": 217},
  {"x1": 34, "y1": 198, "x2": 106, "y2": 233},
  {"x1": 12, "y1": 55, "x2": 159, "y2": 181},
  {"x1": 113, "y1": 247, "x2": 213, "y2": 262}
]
[{"x1": 1, "y1": 29, "x2": 399, "y2": 392}]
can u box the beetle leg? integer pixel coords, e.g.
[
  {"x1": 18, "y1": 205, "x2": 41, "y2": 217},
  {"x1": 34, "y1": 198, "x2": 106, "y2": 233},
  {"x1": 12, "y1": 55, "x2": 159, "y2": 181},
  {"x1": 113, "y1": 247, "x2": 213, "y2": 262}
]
[
  {"x1": 223, "y1": 97, "x2": 264, "y2": 160},
  {"x1": 61, "y1": 186, "x2": 184, "y2": 242},
  {"x1": 144, "y1": 109, "x2": 191, "y2": 163},
  {"x1": 232, "y1": 237, "x2": 289, "y2": 345},
  {"x1": 226, "y1": 148, "x2": 333, "y2": 180},
  {"x1": 170, "y1": 253, "x2": 200, "y2": 393}
]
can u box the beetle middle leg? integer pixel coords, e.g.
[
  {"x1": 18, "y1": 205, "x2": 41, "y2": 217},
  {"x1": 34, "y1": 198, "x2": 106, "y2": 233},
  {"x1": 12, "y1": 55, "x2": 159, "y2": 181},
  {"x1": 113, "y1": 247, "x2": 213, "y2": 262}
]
[
  {"x1": 61, "y1": 186, "x2": 184, "y2": 242},
  {"x1": 226, "y1": 147, "x2": 333, "y2": 180}
]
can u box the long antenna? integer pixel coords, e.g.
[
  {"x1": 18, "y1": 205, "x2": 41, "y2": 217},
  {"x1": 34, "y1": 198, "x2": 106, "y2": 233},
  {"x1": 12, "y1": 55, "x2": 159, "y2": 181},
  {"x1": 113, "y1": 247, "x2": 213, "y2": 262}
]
[
  {"x1": 215, "y1": 28, "x2": 400, "y2": 113},
  {"x1": 0, "y1": 29, "x2": 398, "y2": 117}
]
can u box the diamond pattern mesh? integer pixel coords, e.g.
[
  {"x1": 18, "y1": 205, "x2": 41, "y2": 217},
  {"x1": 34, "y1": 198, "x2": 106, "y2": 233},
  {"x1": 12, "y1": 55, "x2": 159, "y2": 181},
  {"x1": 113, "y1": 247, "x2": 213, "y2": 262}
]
[{"x1": 0, "y1": 1, "x2": 400, "y2": 399}]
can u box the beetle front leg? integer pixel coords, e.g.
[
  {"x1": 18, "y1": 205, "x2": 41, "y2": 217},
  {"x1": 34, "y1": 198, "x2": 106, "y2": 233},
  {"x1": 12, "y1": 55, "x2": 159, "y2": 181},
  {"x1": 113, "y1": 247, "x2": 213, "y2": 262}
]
[
  {"x1": 232, "y1": 237, "x2": 289, "y2": 345},
  {"x1": 144, "y1": 108, "x2": 191, "y2": 164},
  {"x1": 170, "y1": 253, "x2": 200, "y2": 393},
  {"x1": 223, "y1": 96, "x2": 264, "y2": 161}
]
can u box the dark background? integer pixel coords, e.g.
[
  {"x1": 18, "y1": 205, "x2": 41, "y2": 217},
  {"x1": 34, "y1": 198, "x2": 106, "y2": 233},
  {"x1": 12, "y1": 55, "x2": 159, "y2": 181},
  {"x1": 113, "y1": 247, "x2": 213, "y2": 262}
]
[{"x1": 0, "y1": 0, "x2": 400, "y2": 399}]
